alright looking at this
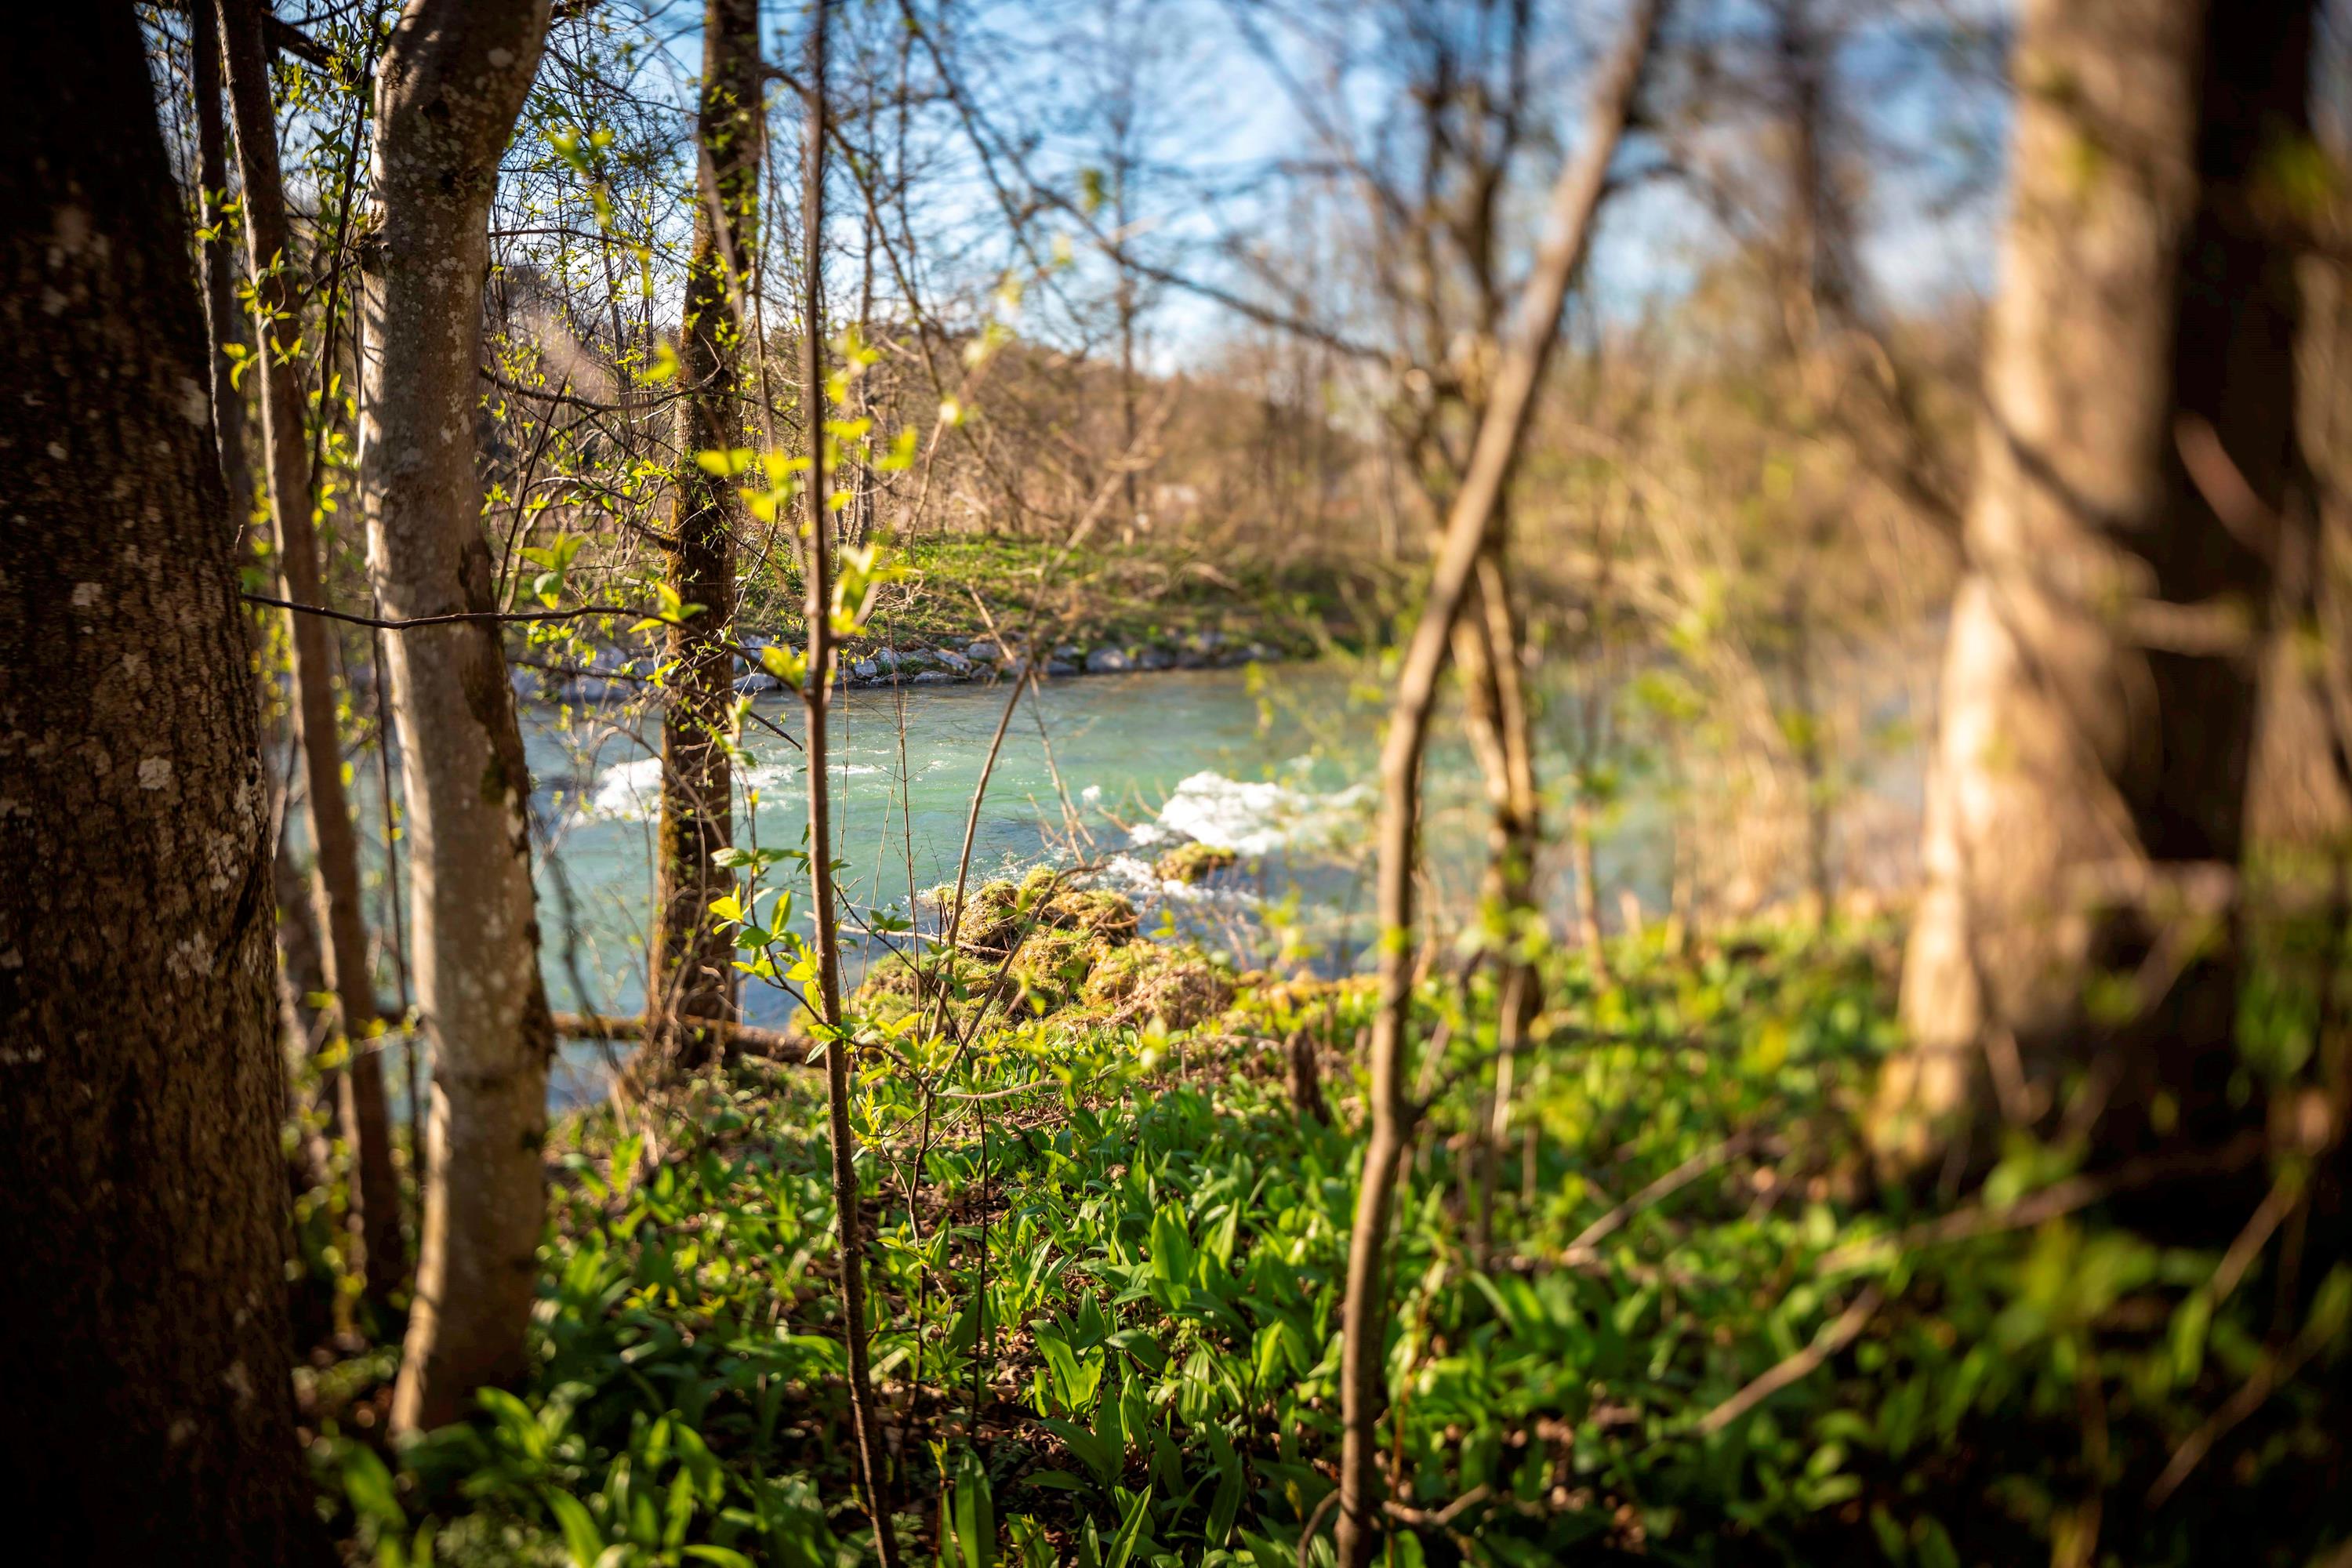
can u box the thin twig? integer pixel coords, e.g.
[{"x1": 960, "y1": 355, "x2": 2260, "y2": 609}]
[
  {"x1": 244, "y1": 591, "x2": 662, "y2": 631},
  {"x1": 1566, "y1": 1131, "x2": 1754, "y2": 1261},
  {"x1": 1695, "y1": 1285, "x2": 1885, "y2": 1436},
  {"x1": 2147, "y1": 1324, "x2": 2328, "y2": 1508},
  {"x1": 1818, "y1": 1132, "x2": 2268, "y2": 1274}
]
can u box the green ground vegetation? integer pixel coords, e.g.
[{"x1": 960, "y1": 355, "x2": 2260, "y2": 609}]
[
  {"x1": 746, "y1": 535, "x2": 1384, "y2": 660},
  {"x1": 301, "y1": 909, "x2": 2352, "y2": 1567}
]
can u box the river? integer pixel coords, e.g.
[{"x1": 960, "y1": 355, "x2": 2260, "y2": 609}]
[{"x1": 517, "y1": 661, "x2": 1672, "y2": 1104}]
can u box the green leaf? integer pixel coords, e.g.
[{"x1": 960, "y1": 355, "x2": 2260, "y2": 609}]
[
  {"x1": 1105, "y1": 1327, "x2": 1166, "y2": 1374},
  {"x1": 1103, "y1": 1486, "x2": 1153, "y2": 1568},
  {"x1": 951, "y1": 1446, "x2": 996, "y2": 1568},
  {"x1": 1206, "y1": 1425, "x2": 1243, "y2": 1548},
  {"x1": 541, "y1": 1490, "x2": 604, "y2": 1568},
  {"x1": 338, "y1": 1442, "x2": 404, "y2": 1531},
  {"x1": 760, "y1": 644, "x2": 808, "y2": 689},
  {"x1": 695, "y1": 447, "x2": 757, "y2": 477}
]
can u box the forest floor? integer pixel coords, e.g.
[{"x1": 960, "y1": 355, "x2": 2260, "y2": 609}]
[{"x1": 299, "y1": 893, "x2": 2350, "y2": 1567}]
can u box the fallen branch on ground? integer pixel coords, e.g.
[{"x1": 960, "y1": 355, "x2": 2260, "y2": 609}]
[{"x1": 554, "y1": 1011, "x2": 810, "y2": 1063}]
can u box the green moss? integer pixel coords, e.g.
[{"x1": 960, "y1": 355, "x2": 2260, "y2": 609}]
[
  {"x1": 1152, "y1": 840, "x2": 1240, "y2": 885},
  {"x1": 1076, "y1": 938, "x2": 1234, "y2": 1029}
]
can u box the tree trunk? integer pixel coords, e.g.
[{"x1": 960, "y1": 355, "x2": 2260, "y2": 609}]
[
  {"x1": 358, "y1": 0, "x2": 556, "y2": 1436},
  {"x1": 651, "y1": 0, "x2": 760, "y2": 1073},
  {"x1": 1569, "y1": 794, "x2": 1610, "y2": 976},
  {"x1": 192, "y1": 0, "x2": 255, "y2": 524},
  {"x1": 218, "y1": 0, "x2": 405, "y2": 1309},
  {"x1": 1784, "y1": 575, "x2": 1834, "y2": 927},
  {"x1": 276, "y1": 827, "x2": 342, "y2": 1190},
  {"x1": 1117, "y1": 167, "x2": 1140, "y2": 536},
  {"x1": 0, "y1": 9, "x2": 317, "y2": 1559},
  {"x1": 797, "y1": 13, "x2": 903, "y2": 1562},
  {"x1": 1335, "y1": 11, "x2": 1658, "y2": 1561},
  {"x1": 1455, "y1": 554, "x2": 1546, "y2": 1214},
  {"x1": 1289, "y1": 1020, "x2": 1331, "y2": 1126},
  {"x1": 1876, "y1": 0, "x2": 2313, "y2": 1176},
  {"x1": 200, "y1": 5, "x2": 332, "y2": 1203}
]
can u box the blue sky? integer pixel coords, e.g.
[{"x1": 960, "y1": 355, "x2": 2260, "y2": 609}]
[
  {"x1": 875, "y1": 0, "x2": 2010, "y2": 368},
  {"x1": 491, "y1": 0, "x2": 2009, "y2": 372}
]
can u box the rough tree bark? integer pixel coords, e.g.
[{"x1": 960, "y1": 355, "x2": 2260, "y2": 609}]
[
  {"x1": 650, "y1": 0, "x2": 760, "y2": 1073},
  {"x1": 358, "y1": 0, "x2": 557, "y2": 1435},
  {"x1": 798, "y1": 9, "x2": 904, "y2": 1561},
  {"x1": 219, "y1": 0, "x2": 405, "y2": 1308},
  {"x1": 1874, "y1": 0, "x2": 2313, "y2": 1174},
  {"x1": 1335, "y1": 7, "x2": 1660, "y2": 1562},
  {"x1": 0, "y1": 7, "x2": 317, "y2": 1559}
]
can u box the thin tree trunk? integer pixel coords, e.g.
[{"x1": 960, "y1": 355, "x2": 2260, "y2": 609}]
[
  {"x1": 0, "y1": 9, "x2": 317, "y2": 1557},
  {"x1": 1784, "y1": 574, "x2": 1833, "y2": 926},
  {"x1": 1569, "y1": 794, "x2": 1609, "y2": 975},
  {"x1": 276, "y1": 827, "x2": 342, "y2": 1192},
  {"x1": 192, "y1": 0, "x2": 255, "y2": 524},
  {"x1": 201, "y1": 2, "x2": 330, "y2": 1199},
  {"x1": 1875, "y1": 0, "x2": 2313, "y2": 1179},
  {"x1": 1290, "y1": 1019, "x2": 1331, "y2": 1126},
  {"x1": 651, "y1": 0, "x2": 760, "y2": 1073},
  {"x1": 799, "y1": 13, "x2": 902, "y2": 1560},
  {"x1": 373, "y1": 625, "x2": 422, "y2": 1202},
  {"x1": 218, "y1": 0, "x2": 405, "y2": 1308},
  {"x1": 358, "y1": 0, "x2": 557, "y2": 1436},
  {"x1": 1457, "y1": 552, "x2": 1545, "y2": 1244},
  {"x1": 1117, "y1": 169, "x2": 1140, "y2": 536},
  {"x1": 1335, "y1": 10, "x2": 1659, "y2": 1562}
]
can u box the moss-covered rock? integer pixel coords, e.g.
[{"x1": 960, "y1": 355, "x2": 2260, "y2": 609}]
[
  {"x1": 1008, "y1": 926, "x2": 1105, "y2": 1014},
  {"x1": 1045, "y1": 888, "x2": 1141, "y2": 943},
  {"x1": 849, "y1": 869, "x2": 1229, "y2": 1036},
  {"x1": 952, "y1": 878, "x2": 1025, "y2": 955},
  {"x1": 1154, "y1": 840, "x2": 1240, "y2": 885},
  {"x1": 1080, "y1": 940, "x2": 1236, "y2": 1029}
]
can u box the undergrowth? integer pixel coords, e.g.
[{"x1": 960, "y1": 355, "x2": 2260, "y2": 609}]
[{"x1": 307, "y1": 920, "x2": 2352, "y2": 1566}]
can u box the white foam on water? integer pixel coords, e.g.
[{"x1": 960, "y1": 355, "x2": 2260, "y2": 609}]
[
  {"x1": 1097, "y1": 851, "x2": 1227, "y2": 906},
  {"x1": 1127, "y1": 770, "x2": 1372, "y2": 857},
  {"x1": 584, "y1": 756, "x2": 662, "y2": 820},
  {"x1": 742, "y1": 760, "x2": 798, "y2": 797},
  {"x1": 582, "y1": 756, "x2": 803, "y2": 821}
]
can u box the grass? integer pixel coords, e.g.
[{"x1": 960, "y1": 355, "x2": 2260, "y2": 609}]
[
  {"x1": 740, "y1": 532, "x2": 1390, "y2": 660},
  {"x1": 303, "y1": 914, "x2": 2352, "y2": 1567}
]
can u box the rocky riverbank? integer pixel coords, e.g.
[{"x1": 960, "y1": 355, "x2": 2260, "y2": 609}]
[{"x1": 524, "y1": 624, "x2": 1292, "y2": 705}]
